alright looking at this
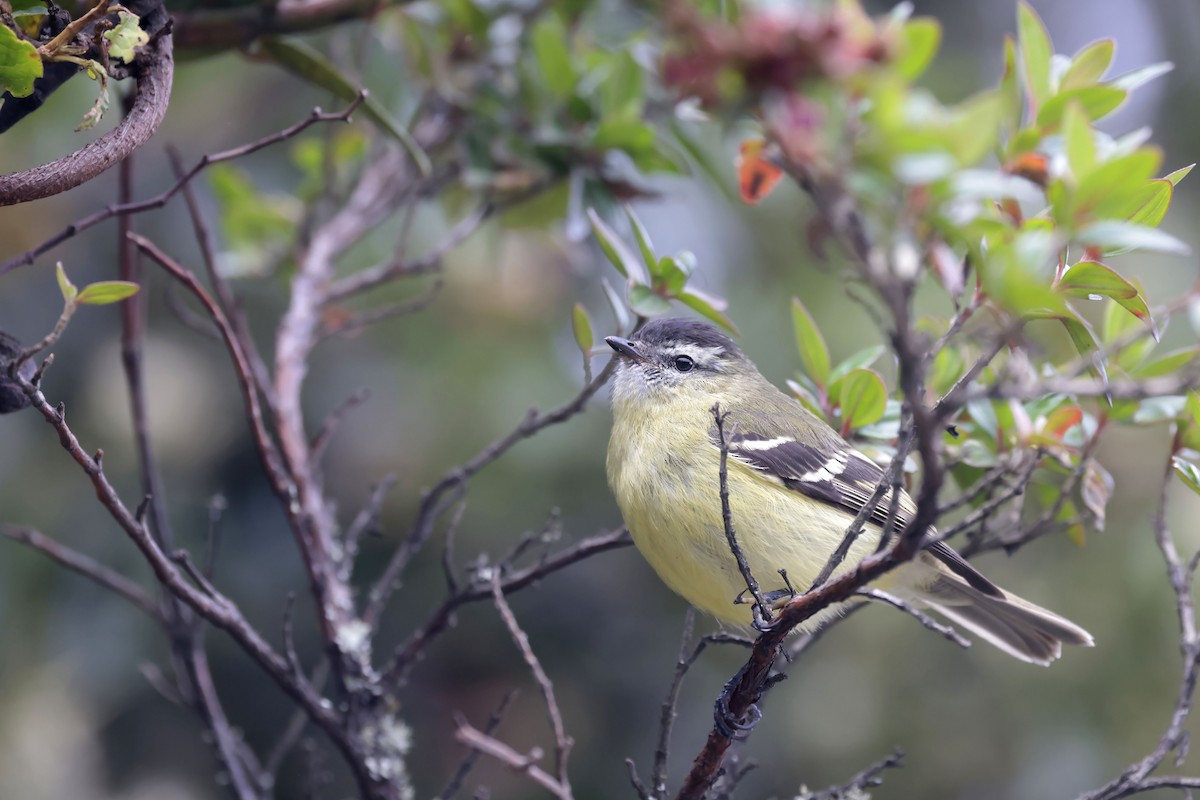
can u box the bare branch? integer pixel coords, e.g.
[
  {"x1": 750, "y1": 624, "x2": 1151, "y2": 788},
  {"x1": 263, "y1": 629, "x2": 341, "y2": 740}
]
[
  {"x1": 436, "y1": 689, "x2": 518, "y2": 800},
  {"x1": 795, "y1": 748, "x2": 905, "y2": 800},
  {"x1": 1, "y1": 525, "x2": 163, "y2": 624},
  {"x1": 0, "y1": 95, "x2": 366, "y2": 277},
  {"x1": 857, "y1": 589, "x2": 971, "y2": 649},
  {"x1": 1078, "y1": 451, "x2": 1200, "y2": 800},
  {"x1": 711, "y1": 403, "x2": 769, "y2": 621},
  {"x1": 365, "y1": 357, "x2": 621, "y2": 626},
  {"x1": 382, "y1": 527, "x2": 630, "y2": 685},
  {"x1": 453, "y1": 720, "x2": 572, "y2": 800},
  {"x1": 490, "y1": 573, "x2": 573, "y2": 794}
]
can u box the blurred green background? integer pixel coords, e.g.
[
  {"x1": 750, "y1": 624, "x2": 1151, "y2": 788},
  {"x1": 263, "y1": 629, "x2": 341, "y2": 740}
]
[{"x1": 3, "y1": 0, "x2": 1200, "y2": 798}]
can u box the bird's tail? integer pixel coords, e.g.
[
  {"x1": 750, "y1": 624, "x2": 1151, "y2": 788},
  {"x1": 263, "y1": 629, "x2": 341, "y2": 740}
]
[{"x1": 911, "y1": 565, "x2": 1094, "y2": 666}]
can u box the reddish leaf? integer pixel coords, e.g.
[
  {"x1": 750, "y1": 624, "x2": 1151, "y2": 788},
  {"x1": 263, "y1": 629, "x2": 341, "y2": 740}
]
[{"x1": 736, "y1": 138, "x2": 784, "y2": 205}]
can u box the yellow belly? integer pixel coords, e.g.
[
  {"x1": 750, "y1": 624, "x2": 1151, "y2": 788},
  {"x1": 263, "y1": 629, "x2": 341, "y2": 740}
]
[{"x1": 607, "y1": 409, "x2": 886, "y2": 629}]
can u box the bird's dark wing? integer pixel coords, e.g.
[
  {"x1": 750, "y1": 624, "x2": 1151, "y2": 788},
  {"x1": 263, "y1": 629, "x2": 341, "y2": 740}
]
[{"x1": 721, "y1": 431, "x2": 1001, "y2": 597}]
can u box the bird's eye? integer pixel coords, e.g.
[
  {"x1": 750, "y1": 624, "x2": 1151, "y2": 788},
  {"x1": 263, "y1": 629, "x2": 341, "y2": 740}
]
[{"x1": 673, "y1": 355, "x2": 695, "y2": 372}]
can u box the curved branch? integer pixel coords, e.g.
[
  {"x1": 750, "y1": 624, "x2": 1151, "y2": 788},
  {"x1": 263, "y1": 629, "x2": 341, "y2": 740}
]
[
  {"x1": 173, "y1": 0, "x2": 413, "y2": 52},
  {"x1": 0, "y1": 29, "x2": 174, "y2": 207}
]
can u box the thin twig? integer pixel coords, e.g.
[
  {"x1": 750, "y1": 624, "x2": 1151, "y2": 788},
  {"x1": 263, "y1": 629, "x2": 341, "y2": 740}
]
[
  {"x1": 365, "y1": 356, "x2": 621, "y2": 627},
  {"x1": 453, "y1": 721, "x2": 572, "y2": 800},
  {"x1": 0, "y1": 95, "x2": 367, "y2": 276},
  {"x1": 490, "y1": 573, "x2": 573, "y2": 795},
  {"x1": 795, "y1": 748, "x2": 905, "y2": 800},
  {"x1": 436, "y1": 690, "x2": 519, "y2": 800},
  {"x1": 857, "y1": 589, "x2": 971, "y2": 649},
  {"x1": 711, "y1": 403, "x2": 769, "y2": 620},
  {"x1": 1, "y1": 525, "x2": 163, "y2": 623}
]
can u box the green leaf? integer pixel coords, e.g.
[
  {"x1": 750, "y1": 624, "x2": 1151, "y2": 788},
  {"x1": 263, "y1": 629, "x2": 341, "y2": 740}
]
[
  {"x1": 256, "y1": 37, "x2": 431, "y2": 176},
  {"x1": 0, "y1": 23, "x2": 42, "y2": 98},
  {"x1": 895, "y1": 17, "x2": 941, "y2": 80},
  {"x1": 597, "y1": 51, "x2": 644, "y2": 121},
  {"x1": 1165, "y1": 164, "x2": 1194, "y2": 186},
  {"x1": 1060, "y1": 39, "x2": 1114, "y2": 90},
  {"x1": 786, "y1": 379, "x2": 826, "y2": 419},
  {"x1": 1062, "y1": 101, "x2": 1095, "y2": 181},
  {"x1": 55, "y1": 262, "x2": 77, "y2": 304},
  {"x1": 1110, "y1": 61, "x2": 1173, "y2": 92},
  {"x1": 1057, "y1": 260, "x2": 1153, "y2": 333},
  {"x1": 571, "y1": 303, "x2": 593, "y2": 354},
  {"x1": 1037, "y1": 86, "x2": 1126, "y2": 127},
  {"x1": 1076, "y1": 221, "x2": 1191, "y2": 256},
  {"x1": 1054, "y1": 309, "x2": 1109, "y2": 387},
  {"x1": 1017, "y1": 1, "x2": 1053, "y2": 111},
  {"x1": 624, "y1": 206, "x2": 657, "y2": 279},
  {"x1": 593, "y1": 119, "x2": 656, "y2": 154},
  {"x1": 588, "y1": 208, "x2": 649, "y2": 284},
  {"x1": 999, "y1": 35, "x2": 1022, "y2": 133},
  {"x1": 628, "y1": 284, "x2": 672, "y2": 317},
  {"x1": 1132, "y1": 347, "x2": 1199, "y2": 379},
  {"x1": 829, "y1": 345, "x2": 887, "y2": 385},
  {"x1": 678, "y1": 288, "x2": 738, "y2": 334},
  {"x1": 531, "y1": 15, "x2": 577, "y2": 101},
  {"x1": 1058, "y1": 260, "x2": 1138, "y2": 300},
  {"x1": 103, "y1": 10, "x2": 147, "y2": 64},
  {"x1": 1120, "y1": 180, "x2": 1173, "y2": 229},
  {"x1": 1073, "y1": 149, "x2": 1162, "y2": 221},
  {"x1": 838, "y1": 369, "x2": 888, "y2": 431},
  {"x1": 945, "y1": 90, "x2": 1004, "y2": 165},
  {"x1": 76, "y1": 281, "x2": 140, "y2": 305},
  {"x1": 791, "y1": 297, "x2": 831, "y2": 388},
  {"x1": 600, "y1": 277, "x2": 631, "y2": 332},
  {"x1": 1171, "y1": 457, "x2": 1200, "y2": 498}
]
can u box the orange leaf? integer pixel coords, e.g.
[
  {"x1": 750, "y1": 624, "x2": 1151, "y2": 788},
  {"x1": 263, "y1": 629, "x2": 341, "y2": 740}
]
[
  {"x1": 736, "y1": 139, "x2": 784, "y2": 205},
  {"x1": 1044, "y1": 405, "x2": 1083, "y2": 439},
  {"x1": 1005, "y1": 152, "x2": 1049, "y2": 187}
]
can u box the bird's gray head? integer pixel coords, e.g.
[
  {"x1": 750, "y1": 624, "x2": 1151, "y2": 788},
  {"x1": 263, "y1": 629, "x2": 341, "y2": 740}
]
[{"x1": 606, "y1": 318, "x2": 747, "y2": 404}]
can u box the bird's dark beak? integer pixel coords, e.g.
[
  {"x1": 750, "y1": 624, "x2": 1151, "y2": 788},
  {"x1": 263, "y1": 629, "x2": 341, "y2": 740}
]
[{"x1": 605, "y1": 336, "x2": 652, "y2": 365}]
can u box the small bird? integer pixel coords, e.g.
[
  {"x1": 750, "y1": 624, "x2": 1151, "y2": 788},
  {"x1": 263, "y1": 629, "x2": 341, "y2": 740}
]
[{"x1": 605, "y1": 317, "x2": 1093, "y2": 665}]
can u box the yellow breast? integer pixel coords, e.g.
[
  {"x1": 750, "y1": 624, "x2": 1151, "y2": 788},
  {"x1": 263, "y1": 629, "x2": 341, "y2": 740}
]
[{"x1": 607, "y1": 399, "x2": 881, "y2": 629}]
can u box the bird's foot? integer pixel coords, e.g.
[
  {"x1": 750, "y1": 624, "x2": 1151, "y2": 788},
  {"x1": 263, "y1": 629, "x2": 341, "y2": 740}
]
[{"x1": 713, "y1": 669, "x2": 763, "y2": 740}]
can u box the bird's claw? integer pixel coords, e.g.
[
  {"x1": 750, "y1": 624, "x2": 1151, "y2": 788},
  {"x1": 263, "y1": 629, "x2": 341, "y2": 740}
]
[{"x1": 713, "y1": 686, "x2": 762, "y2": 740}]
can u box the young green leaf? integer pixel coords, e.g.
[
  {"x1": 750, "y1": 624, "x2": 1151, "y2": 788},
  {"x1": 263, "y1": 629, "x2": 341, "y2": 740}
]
[
  {"x1": 1060, "y1": 39, "x2": 1114, "y2": 90},
  {"x1": 628, "y1": 284, "x2": 672, "y2": 317},
  {"x1": 531, "y1": 15, "x2": 577, "y2": 101},
  {"x1": 55, "y1": 263, "x2": 77, "y2": 304},
  {"x1": 1119, "y1": 180, "x2": 1173, "y2": 229},
  {"x1": 1132, "y1": 347, "x2": 1199, "y2": 379},
  {"x1": 1057, "y1": 260, "x2": 1138, "y2": 300},
  {"x1": 1036, "y1": 85, "x2": 1126, "y2": 127},
  {"x1": 1017, "y1": 2, "x2": 1053, "y2": 111},
  {"x1": 76, "y1": 281, "x2": 140, "y2": 305},
  {"x1": 588, "y1": 208, "x2": 649, "y2": 284},
  {"x1": 828, "y1": 345, "x2": 887, "y2": 385},
  {"x1": 838, "y1": 369, "x2": 888, "y2": 432},
  {"x1": 1165, "y1": 164, "x2": 1194, "y2": 186},
  {"x1": 1077, "y1": 221, "x2": 1190, "y2": 256},
  {"x1": 791, "y1": 297, "x2": 831, "y2": 388},
  {"x1": 572, "y1": 303, "x2": 593, "y2": 354},
  {"x1": 103, "y1": 11, "x2": 148, "y2": 64},
  {"x1": 624, "y1": 206, "x2": 658, "y2": 278},
  {"x1": 786, "y1": 379, "x2": 826, "y2": 420},
  {"x1": 895, "y1": 17, "x2": 941, "y2": 80},
  {"x1": 1061, "y1": 101, "x2": 1095, "y2": 181},
  {"x1": 1172, "y1": 456, "x2": 1200, "y2": 498},
  {"x1": 1110, "y1": 61, "x2": 1173, "y2": 92},
  {"x1": 0, "y1": 23, "x2": 42, "y2": 98},
  {"x1": 678, "y1": 288, "x2": 738, "y2": 334}
]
